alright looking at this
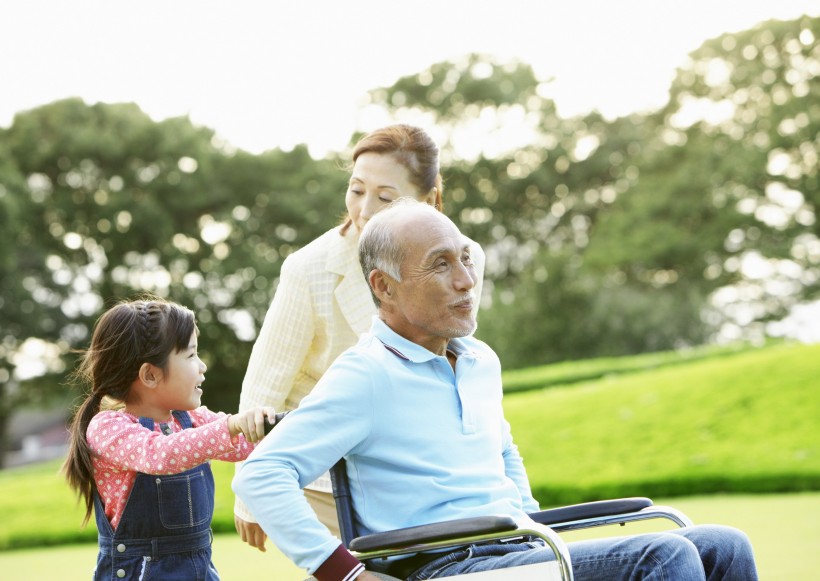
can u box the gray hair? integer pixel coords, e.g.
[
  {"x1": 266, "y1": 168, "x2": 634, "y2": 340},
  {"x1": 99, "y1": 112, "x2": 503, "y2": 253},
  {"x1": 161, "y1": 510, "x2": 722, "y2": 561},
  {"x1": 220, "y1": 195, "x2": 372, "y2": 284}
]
[{"x1": 358, "y1": 198, "x2": 441, "y2": 307}]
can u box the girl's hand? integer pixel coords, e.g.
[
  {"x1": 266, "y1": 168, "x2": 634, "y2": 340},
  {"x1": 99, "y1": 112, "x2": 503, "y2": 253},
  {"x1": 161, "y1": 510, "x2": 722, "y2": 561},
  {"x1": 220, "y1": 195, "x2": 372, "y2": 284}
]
[{"x1": 228, "y1": 407, "x2": 277, "y2": 442}]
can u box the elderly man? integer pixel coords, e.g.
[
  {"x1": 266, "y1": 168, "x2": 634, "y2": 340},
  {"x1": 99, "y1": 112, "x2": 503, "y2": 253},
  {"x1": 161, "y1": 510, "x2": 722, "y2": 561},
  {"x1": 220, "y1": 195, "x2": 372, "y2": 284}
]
[{"x1": 233, "y1": 199, "x2": 758, "y2": 581}]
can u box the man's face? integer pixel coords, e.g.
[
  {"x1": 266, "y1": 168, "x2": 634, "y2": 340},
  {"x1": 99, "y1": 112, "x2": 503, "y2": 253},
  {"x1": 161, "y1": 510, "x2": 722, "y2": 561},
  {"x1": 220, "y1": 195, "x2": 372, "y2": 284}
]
[{"x1": 386, "y1": 215, "x2": 478, "y2": 353}]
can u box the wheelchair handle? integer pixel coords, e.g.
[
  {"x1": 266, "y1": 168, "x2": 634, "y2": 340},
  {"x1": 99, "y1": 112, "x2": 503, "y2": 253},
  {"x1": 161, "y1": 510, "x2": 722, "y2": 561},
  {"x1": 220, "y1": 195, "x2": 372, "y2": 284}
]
[{"x1": 263, "y1": 411, "x2": 290, "y2": 434}]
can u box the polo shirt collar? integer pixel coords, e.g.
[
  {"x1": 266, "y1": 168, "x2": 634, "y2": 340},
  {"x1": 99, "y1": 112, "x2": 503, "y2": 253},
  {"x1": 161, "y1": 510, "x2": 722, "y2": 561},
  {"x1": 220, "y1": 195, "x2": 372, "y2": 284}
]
[{"x1": 371, "y1": 316, "x2": 477, "y2": 362}]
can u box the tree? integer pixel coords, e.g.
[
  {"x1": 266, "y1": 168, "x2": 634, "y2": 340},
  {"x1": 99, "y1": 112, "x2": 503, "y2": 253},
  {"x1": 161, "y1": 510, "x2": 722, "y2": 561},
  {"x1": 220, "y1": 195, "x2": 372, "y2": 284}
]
[
  {"x1": 647, "y1": 14, "x2": 819, "y2": 341},
  {"x1": 362, "y1": 15, "x2": 819, "y2": 365},
  {"x1": 2, "y1": 15, "x2": 816, "y2": 463},
  {"x1": 0, "y1": 99, "x2": 346, "y2": 464},
  {"x1": 0, "y1": 135, "x2": 64, "y2": 460},
  {"x1": 363, "y1": 53, "x2": 714, "y2": 363}
]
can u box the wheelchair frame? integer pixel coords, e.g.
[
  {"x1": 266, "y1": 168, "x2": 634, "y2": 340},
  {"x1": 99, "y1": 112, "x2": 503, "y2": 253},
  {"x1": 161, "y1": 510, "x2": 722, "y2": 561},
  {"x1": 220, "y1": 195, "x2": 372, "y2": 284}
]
[{"x1": 330, "y1": 458, "x2": 693, "y2": 580}]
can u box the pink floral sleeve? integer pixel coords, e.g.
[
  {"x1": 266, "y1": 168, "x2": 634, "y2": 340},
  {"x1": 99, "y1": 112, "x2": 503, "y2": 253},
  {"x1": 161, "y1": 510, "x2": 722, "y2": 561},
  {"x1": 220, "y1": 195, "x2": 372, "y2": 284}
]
[
  {"x1": 88, "y1": 408, "x2": 254, "y2": 474},
  {"x1": 187, "y1": 407, "x2": 258, "y2": 462}
]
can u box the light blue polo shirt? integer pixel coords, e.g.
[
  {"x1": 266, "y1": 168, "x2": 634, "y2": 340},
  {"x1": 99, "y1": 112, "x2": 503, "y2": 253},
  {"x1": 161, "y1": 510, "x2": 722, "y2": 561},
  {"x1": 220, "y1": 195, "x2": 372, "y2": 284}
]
[{"x1": 233, "y1": 316, "x2": 539, "y2": 574}]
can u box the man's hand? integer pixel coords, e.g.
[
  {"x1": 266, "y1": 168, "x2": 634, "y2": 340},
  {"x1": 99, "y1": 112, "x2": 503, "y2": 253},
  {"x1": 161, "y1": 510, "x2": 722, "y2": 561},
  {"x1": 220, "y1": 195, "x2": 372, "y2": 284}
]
[
  {"x1": 234, "y1": 515, "x2": 268, "y2": 552},
  {"x1": 356, "y1": 572, "x2": 383, "y2": 580}
]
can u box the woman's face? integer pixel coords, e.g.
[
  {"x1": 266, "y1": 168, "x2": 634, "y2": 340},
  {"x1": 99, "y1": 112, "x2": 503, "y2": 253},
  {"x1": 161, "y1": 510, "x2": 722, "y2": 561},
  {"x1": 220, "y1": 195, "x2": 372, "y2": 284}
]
[{"x1": 345, "y1": 152, "x2": 433, "y2": 234}]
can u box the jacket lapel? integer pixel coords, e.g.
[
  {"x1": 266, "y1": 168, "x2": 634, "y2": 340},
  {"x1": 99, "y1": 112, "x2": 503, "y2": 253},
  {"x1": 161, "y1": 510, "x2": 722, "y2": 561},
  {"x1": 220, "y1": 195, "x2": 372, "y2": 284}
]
[{"x1": 327, "y1": 229, "x2": 374, "y2": 336}]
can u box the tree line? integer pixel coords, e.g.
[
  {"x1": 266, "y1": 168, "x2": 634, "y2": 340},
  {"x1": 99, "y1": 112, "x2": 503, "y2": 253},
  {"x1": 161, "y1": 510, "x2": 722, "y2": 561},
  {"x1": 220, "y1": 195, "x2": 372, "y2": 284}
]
[{"x1": 0, "y1": 15, "x2": 817, "y2": 463}]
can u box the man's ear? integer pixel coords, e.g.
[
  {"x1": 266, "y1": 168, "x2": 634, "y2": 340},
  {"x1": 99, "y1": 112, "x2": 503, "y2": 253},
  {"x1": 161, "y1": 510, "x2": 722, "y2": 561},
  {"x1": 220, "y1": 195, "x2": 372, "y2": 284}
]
[
  {"x1": 422, "y1": 187, "x2": 437, "y2": 207},
  {"x1": 137, "y1": 362, "x2": 161, "y2": 389},
  {"x1": 369, "y1": 269, "x2": 394, "y2": 304}
]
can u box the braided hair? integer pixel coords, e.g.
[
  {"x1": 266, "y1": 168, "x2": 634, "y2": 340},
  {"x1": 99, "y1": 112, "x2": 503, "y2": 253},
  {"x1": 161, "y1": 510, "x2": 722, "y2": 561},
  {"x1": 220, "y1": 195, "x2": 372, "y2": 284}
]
[{"x1": 62, "y1": 296, "x2": 197, "y2": 525}]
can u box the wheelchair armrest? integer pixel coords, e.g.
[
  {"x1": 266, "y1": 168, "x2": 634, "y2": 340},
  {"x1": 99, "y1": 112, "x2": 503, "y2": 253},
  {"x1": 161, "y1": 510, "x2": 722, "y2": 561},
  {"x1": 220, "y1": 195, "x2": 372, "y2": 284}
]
[
  {"x1": 530, "y1": 497, "x2": 653, "y2": 527},
  {"x1": 349, "y1": 515, "x2": 518, "y2": 552}
]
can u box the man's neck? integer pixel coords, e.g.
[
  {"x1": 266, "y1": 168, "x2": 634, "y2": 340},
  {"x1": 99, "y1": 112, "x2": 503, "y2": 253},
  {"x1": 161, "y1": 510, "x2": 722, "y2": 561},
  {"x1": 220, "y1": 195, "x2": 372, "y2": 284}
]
[{"x1": 379, "y1": 314, "x2": 450, "y2": 356}]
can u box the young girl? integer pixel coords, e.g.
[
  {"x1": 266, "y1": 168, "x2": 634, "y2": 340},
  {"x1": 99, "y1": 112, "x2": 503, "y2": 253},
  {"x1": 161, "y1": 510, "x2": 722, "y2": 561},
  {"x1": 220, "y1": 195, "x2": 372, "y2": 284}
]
[{"x1": 63, "y1": 298, "x2": 277, "y2": 581}]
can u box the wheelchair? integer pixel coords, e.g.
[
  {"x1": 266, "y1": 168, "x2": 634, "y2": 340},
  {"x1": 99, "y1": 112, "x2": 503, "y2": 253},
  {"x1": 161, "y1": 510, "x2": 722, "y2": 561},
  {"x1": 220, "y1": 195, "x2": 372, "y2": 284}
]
[
  {"x1": 264, "y1": 416, "x2": 694, "y2": 580},
  {"x1": 325, "y1": 457, "x2": 693, "y2": 580}
]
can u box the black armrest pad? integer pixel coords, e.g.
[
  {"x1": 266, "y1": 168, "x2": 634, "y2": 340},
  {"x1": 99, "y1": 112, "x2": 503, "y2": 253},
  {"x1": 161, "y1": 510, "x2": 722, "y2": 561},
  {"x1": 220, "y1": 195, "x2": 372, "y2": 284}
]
[
  {"x1": 349, "y1": 515, "x2": 518, "y2": 552},
  {"x1": 529, "y1": 497, "x2": 653, "y2": 525}
]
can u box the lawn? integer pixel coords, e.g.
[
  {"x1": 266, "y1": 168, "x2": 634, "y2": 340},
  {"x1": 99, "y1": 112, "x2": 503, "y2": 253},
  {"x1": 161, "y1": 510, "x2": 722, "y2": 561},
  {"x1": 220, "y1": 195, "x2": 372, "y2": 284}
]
[
  {"x1": 507, "y1": 342, "x2": 820, "y2": 504},
  {"x1": 0, "y1": 493, "x2": 817, "y2": 580}
]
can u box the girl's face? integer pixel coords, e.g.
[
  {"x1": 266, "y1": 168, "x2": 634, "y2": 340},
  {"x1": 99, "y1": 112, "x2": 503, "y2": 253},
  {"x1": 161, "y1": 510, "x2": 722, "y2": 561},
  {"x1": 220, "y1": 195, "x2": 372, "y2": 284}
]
[
  {"x1": 345, "y1": 152, "x2": 434, "y2": 234},
  {"x1": 155, "y1": 331, "x2": 207, "y2": 412}
]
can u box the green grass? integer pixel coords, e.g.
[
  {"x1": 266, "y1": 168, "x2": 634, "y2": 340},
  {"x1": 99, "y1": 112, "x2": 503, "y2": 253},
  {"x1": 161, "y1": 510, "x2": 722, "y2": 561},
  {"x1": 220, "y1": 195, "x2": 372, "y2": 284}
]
[
  {"x1": 500, "y1": 341, "x2": 759, "y2": 393},
  {"x1": 1, "y1": 494, "x2": 818, "y2": 580},
  {"x1": 0, "y1": 461, "x2": 97, "y2": 549},
  {"x1": 0, "y1": 459, "x2": 253, "y2": 549},
  {"x1": 0, "y1": 533, "x2": 304, "y2": 580},
  {"x1": 507, "y1": 341, "x2": 820, "y2": 505}
]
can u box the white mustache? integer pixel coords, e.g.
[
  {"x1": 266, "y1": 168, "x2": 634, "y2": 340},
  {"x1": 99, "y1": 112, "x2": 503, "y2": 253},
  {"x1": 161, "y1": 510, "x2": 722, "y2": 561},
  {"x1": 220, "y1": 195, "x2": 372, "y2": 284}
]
[{"x1": 450, "y1": 294, "x2": 474, "y2": 307}]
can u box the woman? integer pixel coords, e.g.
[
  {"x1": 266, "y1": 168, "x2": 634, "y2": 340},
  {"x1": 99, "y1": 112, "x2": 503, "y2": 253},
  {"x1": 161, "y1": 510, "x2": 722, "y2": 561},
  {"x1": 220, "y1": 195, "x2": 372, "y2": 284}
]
[{"x1": 233, "y1": 124, "x2": 485, "y2": 550}]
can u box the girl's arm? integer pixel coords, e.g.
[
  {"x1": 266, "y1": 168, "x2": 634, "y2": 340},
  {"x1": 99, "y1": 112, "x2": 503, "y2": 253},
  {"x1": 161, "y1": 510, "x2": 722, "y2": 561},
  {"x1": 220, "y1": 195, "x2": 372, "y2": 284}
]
[
  {"x1": 88, "y1": 410, "x2": 248, "y2": 474},
  {"x1": 192, "y1": 406, "x2": 277, "y2": 462}
]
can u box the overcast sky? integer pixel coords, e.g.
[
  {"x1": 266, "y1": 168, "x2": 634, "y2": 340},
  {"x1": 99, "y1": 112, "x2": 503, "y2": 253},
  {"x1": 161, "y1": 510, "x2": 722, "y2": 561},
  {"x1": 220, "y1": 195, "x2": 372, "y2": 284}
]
[{"x1": 2, "y1": 0, "x2": 818, "y2": 157}]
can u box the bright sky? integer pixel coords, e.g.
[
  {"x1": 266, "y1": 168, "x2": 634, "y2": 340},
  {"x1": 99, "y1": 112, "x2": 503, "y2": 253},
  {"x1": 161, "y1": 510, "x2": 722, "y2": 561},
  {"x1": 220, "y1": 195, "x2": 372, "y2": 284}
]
[{"x1": 2, "y1": 0, "x2": 818, "y2": 158}]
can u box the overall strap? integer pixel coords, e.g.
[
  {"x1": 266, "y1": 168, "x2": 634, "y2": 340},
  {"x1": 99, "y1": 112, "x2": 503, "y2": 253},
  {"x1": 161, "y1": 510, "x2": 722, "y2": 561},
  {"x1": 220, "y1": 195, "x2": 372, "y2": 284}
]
[
  {"x1": 172, "y1": 410, "x2": 193, "y2": 429},
  {"x1": 137, "y1": 411, "x2": 192, "y2": 431},
  {"x1": 93, "y1": 491, "x2": 116, "y2": 539}
]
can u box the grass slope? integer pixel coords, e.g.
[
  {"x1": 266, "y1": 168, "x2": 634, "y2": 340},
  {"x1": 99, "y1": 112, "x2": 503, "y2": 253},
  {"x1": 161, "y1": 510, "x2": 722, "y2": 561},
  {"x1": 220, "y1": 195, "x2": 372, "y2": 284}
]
[
  {"x1": 501, "y1": 342, "x2": 758, "y2": 393},
  {"x1": 508, "y1": 342, "x2": 820, "y2": 505}
]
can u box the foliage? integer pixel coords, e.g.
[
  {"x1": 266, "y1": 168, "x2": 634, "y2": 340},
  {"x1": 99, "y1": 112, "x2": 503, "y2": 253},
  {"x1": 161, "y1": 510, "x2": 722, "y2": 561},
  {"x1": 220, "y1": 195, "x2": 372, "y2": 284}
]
[
  {"x1": 0, "y1": 100, "x2": 348, "y2": 452},
  {"x1": 0, "y1": 16, "x2": 818, "y2": 462},
  {"x1": 369, "y1": 54, "x2": 541, "y2": 121},
  {"x1": 642, "y1": 14, "x2": 820, "y2": 338},
  {"x1": 365, "y1": 16, "x2": 820, "y2": 364}
]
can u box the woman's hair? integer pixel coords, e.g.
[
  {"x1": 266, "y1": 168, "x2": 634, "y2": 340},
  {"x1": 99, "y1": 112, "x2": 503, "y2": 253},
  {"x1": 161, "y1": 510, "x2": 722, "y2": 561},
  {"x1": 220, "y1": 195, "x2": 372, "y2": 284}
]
[
  {"x1": 340, "y1": 124, "x2": 444, "y2": 235},
  {"x1": 62, "y1": 297, "x2": 197, "y2": 525}
]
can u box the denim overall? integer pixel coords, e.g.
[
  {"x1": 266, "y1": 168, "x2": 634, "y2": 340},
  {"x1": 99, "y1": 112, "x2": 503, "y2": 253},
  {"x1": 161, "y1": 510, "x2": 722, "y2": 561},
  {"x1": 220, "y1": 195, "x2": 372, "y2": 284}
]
[{"x1": 93, "y1": 410, "x2": 218, "y2": 580}]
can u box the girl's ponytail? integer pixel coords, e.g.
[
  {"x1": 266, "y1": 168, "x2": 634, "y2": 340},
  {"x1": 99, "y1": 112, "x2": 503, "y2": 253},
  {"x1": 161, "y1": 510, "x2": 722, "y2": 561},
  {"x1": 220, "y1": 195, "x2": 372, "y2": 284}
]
[{"x1": 62, "y1": 391, "x2": 104, "y2": 526}]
